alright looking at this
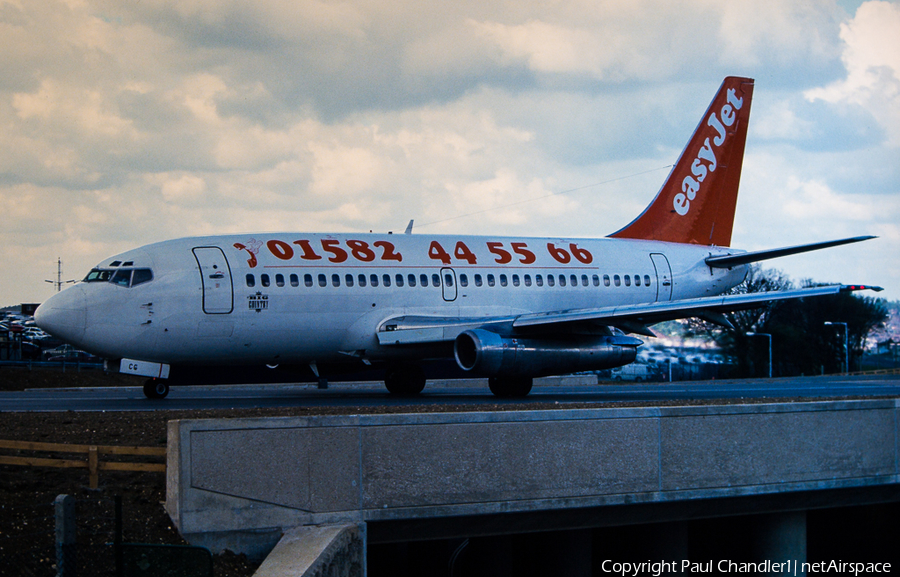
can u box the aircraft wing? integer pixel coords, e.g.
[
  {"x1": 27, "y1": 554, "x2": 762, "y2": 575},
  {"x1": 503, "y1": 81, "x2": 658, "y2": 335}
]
[{"x1": 377, "y1": 284, "x2": 882, "y2": 345}]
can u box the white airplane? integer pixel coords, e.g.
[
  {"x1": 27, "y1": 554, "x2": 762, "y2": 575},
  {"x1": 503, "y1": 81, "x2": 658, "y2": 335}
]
[{"x1": 36, "y1": 77, "x2": 880, "y2": 399}]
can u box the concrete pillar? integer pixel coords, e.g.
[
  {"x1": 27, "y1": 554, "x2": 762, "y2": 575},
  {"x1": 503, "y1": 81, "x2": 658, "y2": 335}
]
[
  {"x1": 55, "y1": 494, "x2": 76, "y2": 577},
  {"x1": 689, "y1": 512, "x2": 807, "y2": 576},
  {"x1": 754, "y1": 511, "x2": 807, "y2": 576},
  {"x1": 253, "y1": 523, "x2": 365, "y2": 577}
]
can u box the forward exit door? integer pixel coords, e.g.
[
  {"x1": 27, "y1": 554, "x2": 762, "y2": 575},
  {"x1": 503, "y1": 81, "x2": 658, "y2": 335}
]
[{"x1": 193, "y1": 247, "x2": 234, "y2": 314}]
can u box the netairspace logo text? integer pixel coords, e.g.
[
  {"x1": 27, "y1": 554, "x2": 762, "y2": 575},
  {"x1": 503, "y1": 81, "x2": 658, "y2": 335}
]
[{"x1": 599, "y1": 560, "x2": 891, "y2": 576}]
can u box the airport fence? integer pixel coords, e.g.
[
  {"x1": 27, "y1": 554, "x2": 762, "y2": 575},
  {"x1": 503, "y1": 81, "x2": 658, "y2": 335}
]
[{"x1": 0, "y1": 440, "x2": 166, "y2": 490}]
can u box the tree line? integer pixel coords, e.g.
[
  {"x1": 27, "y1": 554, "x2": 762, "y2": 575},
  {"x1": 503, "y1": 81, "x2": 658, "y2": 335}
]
[{"x1": 687, "y1": 266, "x2": 889, "y2": 378}]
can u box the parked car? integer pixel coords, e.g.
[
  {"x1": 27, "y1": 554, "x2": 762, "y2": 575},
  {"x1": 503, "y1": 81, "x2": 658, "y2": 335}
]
[
  {"x1": 610, "y1": 363, "x2": 663, "y2": 382},
  {"x1": 43, "y1": 344, "x2": 99, "y2": 363}
]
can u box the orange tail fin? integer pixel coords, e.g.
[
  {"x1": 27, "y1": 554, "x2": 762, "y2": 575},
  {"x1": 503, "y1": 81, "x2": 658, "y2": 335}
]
[{"x1": 610, "y1": 76, "x2": 754, "y2": 247}]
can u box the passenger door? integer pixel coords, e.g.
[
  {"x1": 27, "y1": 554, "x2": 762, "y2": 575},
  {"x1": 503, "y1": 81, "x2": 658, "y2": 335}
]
[
  {"x1": 650, "y1": 253, "x2": 673, "y2": 302},
  {"x1": 193, "y1": 247, "x2": 234, "y2": 314}
]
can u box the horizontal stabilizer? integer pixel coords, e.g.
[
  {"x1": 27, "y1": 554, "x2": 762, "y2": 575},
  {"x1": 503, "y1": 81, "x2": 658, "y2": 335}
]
[{"x1": 705, "y1": 236, "x2": 876, "y2": 268}]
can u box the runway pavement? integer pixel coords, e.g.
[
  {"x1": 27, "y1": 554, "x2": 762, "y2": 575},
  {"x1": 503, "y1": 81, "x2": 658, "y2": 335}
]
[{"x1": 2, "y1": 374, "x2": 899, "y2": 412}]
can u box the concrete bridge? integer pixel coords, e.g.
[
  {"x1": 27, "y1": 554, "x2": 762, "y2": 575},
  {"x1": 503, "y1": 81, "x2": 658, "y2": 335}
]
[{"x1": 165, "y1": 398, "x2": 900, "y2": 575}]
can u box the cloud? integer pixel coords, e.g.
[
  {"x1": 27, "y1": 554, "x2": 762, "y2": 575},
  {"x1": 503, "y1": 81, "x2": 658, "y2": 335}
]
[
  {"x1": 1, "y1": 0, "x2": 899, "y2": 305},
  {"x1": 806, "y1": 0, "x2": 900, "y2": 146}
]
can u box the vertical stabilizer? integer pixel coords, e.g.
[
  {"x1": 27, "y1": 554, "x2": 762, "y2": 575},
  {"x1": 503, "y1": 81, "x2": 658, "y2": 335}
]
[{"x1": 610, "y1": 77, "x2": 754, "y2": 246}]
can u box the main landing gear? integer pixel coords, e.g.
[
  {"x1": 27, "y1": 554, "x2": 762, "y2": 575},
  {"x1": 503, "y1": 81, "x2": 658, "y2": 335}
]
[
  {"x1": 488, "y1": 376, "x2": 533, "y2": 398},
  {"x1": 384, "y1": 364, "x2": 427, "y2": 396},
  {"x1": 143, "y1": 378, "x2": 170, "y2": 400}
]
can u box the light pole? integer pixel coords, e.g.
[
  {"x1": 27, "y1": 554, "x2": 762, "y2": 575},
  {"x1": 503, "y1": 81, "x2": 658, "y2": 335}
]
[
  {"x1": 746, "y1": 332, "x2": 772, "y2": 379},
  {"x1": 824, "y1": 322, "x2": 849, "y2": 373}
]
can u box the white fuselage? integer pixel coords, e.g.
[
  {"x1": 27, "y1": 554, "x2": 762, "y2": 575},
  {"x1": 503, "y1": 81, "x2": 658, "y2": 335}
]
[{"x1": 36, "y1": 233, "x2": 748, "y2": 369}]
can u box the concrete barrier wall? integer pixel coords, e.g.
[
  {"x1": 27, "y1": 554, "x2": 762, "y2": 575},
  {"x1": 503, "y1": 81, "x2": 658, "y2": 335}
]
[{"x1": 166, "y1": 400, "x2": 899, "y2": 557}]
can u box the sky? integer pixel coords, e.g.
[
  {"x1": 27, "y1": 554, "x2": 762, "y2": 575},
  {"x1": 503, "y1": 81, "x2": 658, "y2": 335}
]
[{"x1": 1, "y1": 0, "x2": 899, "y2": 306}]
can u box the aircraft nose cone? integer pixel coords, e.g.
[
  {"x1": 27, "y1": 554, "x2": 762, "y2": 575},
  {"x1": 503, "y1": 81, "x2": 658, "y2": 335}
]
[{"x1": 35, "y1": 285, "x2": 87, "y2": 343}]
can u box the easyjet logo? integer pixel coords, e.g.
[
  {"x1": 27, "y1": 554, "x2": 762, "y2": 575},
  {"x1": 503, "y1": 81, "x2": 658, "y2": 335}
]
[{"x1": 673, "y1": 88, "x2": 744, "y2": 216}]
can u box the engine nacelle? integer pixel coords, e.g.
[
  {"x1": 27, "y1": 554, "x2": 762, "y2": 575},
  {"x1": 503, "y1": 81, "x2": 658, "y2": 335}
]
[{"x1": 454, "y1": 329, "x2": 641, "y2": 377}]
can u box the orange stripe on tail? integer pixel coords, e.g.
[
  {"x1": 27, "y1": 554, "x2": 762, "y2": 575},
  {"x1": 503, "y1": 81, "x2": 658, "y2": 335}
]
[{"x1": 610, "y1": 77, "x2": 754, "y2": 247}]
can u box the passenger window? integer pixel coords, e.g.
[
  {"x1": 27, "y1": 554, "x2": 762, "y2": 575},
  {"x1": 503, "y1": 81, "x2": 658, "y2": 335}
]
[
  {"x1": 548, "y1": 275, "x2": 555, "y2": 287},
  {"x1": 512, "y1": 274, "x2": 520, "y2": 287},
  {"x1": 624, "y1": 275, "x2": 631, "y2": 287},
  {"x1": 459, "y1": 274, "x2": 467, "y2": 287},
  {"x1": 382, "y1": 274, "x2": 391, "y2": 287},
  {"x1": 317, "y1": 274, "x2": 326, "y2": 288},
  {"x1": 276, "y1": 274, "x2": 285, "y2": 287},
  {"x1": 570, "y1": 274, "x2": 578, "y2": 287},
  {"x1": 499, "y1": 274, "x2": 507, "y2": 287},
  {"x1": 644, "y1": 275, "x2": 651, "y2": 286},
  {"x1": 487, "y1": 274, "x2": 495, "y2": 287},
  {"x1": 261, "y1": 274, "x2": 271, "y2": 288},
  {"x1": 395, "y1": 274, "x2": 404, "y2": 287},
  {"x1": 558, "y1": 275, "x2": 566, "y2": 287},
  {"x1": 358, "y1": 274, "x2": 367, "y2": 287},
  {"x1": 290, "y1": 274, "x2": 299, "y2": 287},
  {"x1": 345, "y1": 274, "x2": 354, "y2": 287},
  {"x1": 536, "y1": 275, "x2": 543, "y2": 287},
  {"x1": 304, "y1": 274, "x2": 313, "y2": 287},
  {"x1": 408, "y1": 274, "x2": 417, "y2": 287},
  {"x1": 524, "y1": 275, "x2": 532, "y2": 287},
  {"x1": 634, "y1": 274, "x2": 641, "y2": 287},
  {"x1": 370, "y1": 274, "x2": 379, "y2": 287},
  {"x1": 420, "y1": 274, "x2": 428, "y2": 287},
  {"x1": 604, "y1": 274, "x2": 611, "y2": 287},
  {"x1": 581, "y1": 275, "x2": 588, "y2": 287},
  {"x1": 474, "y1": 274, "x2": 483, "y2": 287},
  {"x1": 432, "y1": 274, "x2": 440, "y2": 287},
  {"x1": 246, "y1": 274, "x2": 256, "y2": 288},
  {"x1": 444, "y1": 273, "x2": 454, "y2": 287},
  {"x1": 332, "y1": 274, "x2": 340, "y2": 287},
  {"x1": 614, "y1": 275, "x2": 621, "y2": 287},
  {"x1": 592, "y1": 274, "x2": 600, "y2": 287}
]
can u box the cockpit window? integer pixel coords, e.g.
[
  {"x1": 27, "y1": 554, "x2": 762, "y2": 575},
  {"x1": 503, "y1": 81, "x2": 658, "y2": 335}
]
[
  {"x1": 83, "y1": 268, "x2": 153, "y2": 288},
  {"x1": 84, "y1": 269, "x2": 114, "y2": 282},
  {"x1": 131, "y1": 269, "x2": 153, "y2": 286},
  {"x1": 111, "y1": 269, "x2": 132, "y2": 287}
]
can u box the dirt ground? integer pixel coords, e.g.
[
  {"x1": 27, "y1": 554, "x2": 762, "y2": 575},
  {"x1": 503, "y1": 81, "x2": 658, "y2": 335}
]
[{"x1": 0, "y1": 367, "x2": 543, "y2": 576}]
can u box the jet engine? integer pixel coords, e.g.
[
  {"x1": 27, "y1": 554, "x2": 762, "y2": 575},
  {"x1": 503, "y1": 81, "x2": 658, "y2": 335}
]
[{"x1": 453, "y1": 328, "x2": 641, "y2": 377}]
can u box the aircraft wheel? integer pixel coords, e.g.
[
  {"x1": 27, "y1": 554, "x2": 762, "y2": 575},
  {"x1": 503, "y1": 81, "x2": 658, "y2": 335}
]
[
  {"x1": 488, "y1": 377, "x2": 533, "y2": 398},
  {"x1": 143, "y1": 379, "x2": 170, "y2": 399},
  {"x1": 384, "y1": 364, "x2": 426, "y2": 396}
]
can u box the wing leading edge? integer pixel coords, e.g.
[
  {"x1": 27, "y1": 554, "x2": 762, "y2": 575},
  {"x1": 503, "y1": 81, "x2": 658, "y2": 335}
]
[{"x1": 376, "y1": 284, "x2": 883, "y2": 345}]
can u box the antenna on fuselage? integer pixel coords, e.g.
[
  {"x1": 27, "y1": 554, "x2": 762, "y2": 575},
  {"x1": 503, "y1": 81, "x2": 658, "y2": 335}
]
[{"x1": 404, "y1": 220, "x2": 414, "y2": 234}]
